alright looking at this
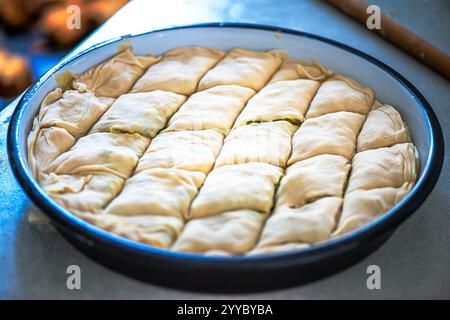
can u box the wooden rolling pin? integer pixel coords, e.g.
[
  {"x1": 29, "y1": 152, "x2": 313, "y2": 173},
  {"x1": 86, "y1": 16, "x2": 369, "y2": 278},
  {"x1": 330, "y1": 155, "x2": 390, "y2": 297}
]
[{"x1": 326, "y1": 0, "x2": 450, "y2": 79}]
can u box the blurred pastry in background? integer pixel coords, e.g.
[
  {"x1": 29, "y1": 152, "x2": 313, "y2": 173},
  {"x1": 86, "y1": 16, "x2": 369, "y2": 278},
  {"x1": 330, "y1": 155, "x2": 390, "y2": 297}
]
[
  {"x1": 40, "y1": 0, "x2": 90, "y2": 48},
  {"x1": 0, "y1": 49, "x2": 32, "y2": 97},
  {"x1": 0, "y1": 0, "x2": 40, "y2": 31},
  {"x1": 85, "y1": 0, "x2": 128, "y2": 25},
  {"x1": 0, "y1": 0, "x2": 128, "y2": 99},
  {"x1": 40, "y1": 0, "x2": 127, "y2": 48},
  {"x1": 0, "y1": 0, "x2": 60, "y2": 31},
  {"x1": 0, "y1": 0, "x2": 128, "y2": 48}
]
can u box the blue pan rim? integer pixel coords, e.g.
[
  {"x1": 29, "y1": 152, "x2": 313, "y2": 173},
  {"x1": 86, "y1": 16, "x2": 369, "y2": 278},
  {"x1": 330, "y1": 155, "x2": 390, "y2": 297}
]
[{"x1": 7, "y1": 22, "x2": 445, "y2": 265}]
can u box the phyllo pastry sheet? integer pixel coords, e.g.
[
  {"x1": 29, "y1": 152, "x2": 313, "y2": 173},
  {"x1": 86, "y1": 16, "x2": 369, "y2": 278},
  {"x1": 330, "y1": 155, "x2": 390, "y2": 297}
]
[
  {"x1": 40, "y1": 172, "x2": 124, "y2": 214},
  {"x1": 346, "y1": 143, "x2": 418, "y2": 193},
  {"x1": 269, "y1": 60, "x2": 331, "y2": 83},
  {"x1": 288, "y1": 111, "x2": 365, "y2": 164},
  {"x1": 106, "y1": 168, "x2": 205, "y2": 218},
  {"x1": 306, "y1": 74, "x2": 374, "y2": 119},
  {"x1": 136, "y1": 130, "x2": 224, "y2": 174},
  {"x1": 28, "y1": 89, "x2": 114, "y2": 176},
  {"x1": 90, "y1": 90, "x2": 186, "y2": 138},
  {"x1": 38, "y1": 90, "x2": 114, "y2": 138},
  {"x1": 215, "y1": 121, "x2": 297, "y2": 168},
  {"x1": 198, "y1": 48, "x2": 283, "y2": 91},
  {"x1": 73, "y1": 48, "x2": 159, "y2": 98},
  {"x1": 233, "y1": 79, "x2": 320, "y2": 127},
  {"x1": 165, "y1": 85, "x2": 255, "y2": 132},
  {"x1": 28, "y1": 126, "x2": 76, "y2": 179},
  {"x1": 45, "y1": 132, "x2": 149, "y2": 179},
  {"x1": 173, "y1": 210, "x2": 265, "y2": 254},
  {"x1": 78, "y1": 213, "x2": 183, "y2": 249},
  {"x1": 132, "y1": 47, "x2": 225, "y2": 95},
  {"x1": 257, "y1": 197, "x2": 342, "y2": 248},
  {"x1": 357, "y1": 104, "x2": 411, "y2": 152},
  {"x1": 277, "y1": 154, "x2": 350, "y2": 208},
  {"x1": 189, "y1": 162, "x2": 283, "y2": 219},
  {"x1": 334, "y1": 184, "x2": 411, "y2": 236}
]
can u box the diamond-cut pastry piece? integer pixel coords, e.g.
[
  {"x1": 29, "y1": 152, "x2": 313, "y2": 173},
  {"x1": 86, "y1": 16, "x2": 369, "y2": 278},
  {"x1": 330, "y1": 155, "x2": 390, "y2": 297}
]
[
  {"x1": 39, "y1": 90, "x2": 114, "y2": 138},
  {"x1": 173, "y1": 210, "x2": 265, "y2": 254},
  {"x1": 234, "y1": 79, "x2": 320, "y2": 127},
  {"x1": 73, "y1": 49, "x2": 159, "y2": 98},
  {"x1": 334, "y1": 184, "x2": 411, "y2": 236},
  {"x1": 45, "y1": 132, "x2": 149, "y2": 179},
  {"x1": 136, "y1": 130, "x2": 224, "y2": 174},
  {"x1": 40, "y1": 172, "x2": 124, "y2": 214},
  {"x1": 90, "y1": 91, "x2": 186, "y2": 138},
  {"x1": 132, "y1": 47, "x2": 225, "y2": 95},
  {"x1": 278, "y1": 154, "x2": 350, "y2": 208},
  {"x1": 198, "y1": 48, "x2": 283, "y2": 91},
  {"x1": 165, "y1": 85, "x2": 255, "y2": 132},
  {"x1": 288, "y1": 111, "x2": 365, "y2": 164},
  {"x1": 28, "y1": 124, "x2": 76, "y2": 179},
  {"x1": 189, "y1": 162, "x2": 283, "y2": 219},
  {"x1": 306, "y1": 75, "x2": 374, "y2": 119},
  {"x1": 106, "y1": 168, "x2": 205, "y2": 218},
  {"x1": 215, "y1": 121, "x2": 297, "y2": 168},
  {"x1": 78, "y1": 213, "x2": 183, "y2": 248},
  {"x1": 346, "y1": 143, "x2": 418, "y2": 193},
  {"x1": 258, "y1": 197, "x2": 342, "y2": 247},
  {"x1": 28, "y1": 90, "x2": 114, "y2": 178},
  {"x1": 269, "y1": 60, "x2": 331, "y2": 83},
  {"x1": 357, "y1": 104, "x2": 411, "y2": 152}
]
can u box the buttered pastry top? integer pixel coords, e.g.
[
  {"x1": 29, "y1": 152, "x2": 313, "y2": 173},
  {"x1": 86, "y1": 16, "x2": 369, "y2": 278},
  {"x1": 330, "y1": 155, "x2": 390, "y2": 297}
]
[{"x1": 28, "y1": 47, "x2": 419, "y2": 256}]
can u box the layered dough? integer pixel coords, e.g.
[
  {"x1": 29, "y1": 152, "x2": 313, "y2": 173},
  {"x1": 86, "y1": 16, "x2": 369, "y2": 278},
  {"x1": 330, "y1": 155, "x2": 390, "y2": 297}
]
[
  {"x1": 306, "y1": 75, "x2": 374, "y2": 118},
  {"x1": 346, "y1": 143, "x2": 418, "y2": 193},
  {"x1": 335, "y1": 143, "x2": 418, "y2": 235},
  {"x1": 90, "y1": 91, "x2": 186, "y2": 138},
  {"x1": 277, "y1": 155, "x2": 350, "y2": 208},
  {"x1": 198, "y1": 48, "x2": 283, "y2": 91},
  {"x1": 234, "y1": 79, "x2": 320, "y2": 127},
  {"x1": 288, "y1": 111, "x2": 365, "y2": 164},
  {"x1": 28, "y1": 89, "x2": 114, "y2": 176},
  {"x1": 334, "y1": 185, "x2": 411, "y2": 236},
  {"x1": 79, "y1": 213, "x2": 183, "y2": 248},
  {"x1": 106, "y1": 168, "x2": 205, "y2": 218},
  {"x1": 28, "y1": 125, "x2": 76, "y2": 179},
  {"x1": 38, "y1": 90, "x2": 114, "y2": 138},
  {"x1": 269, "y1": 60, "x2": 332, "y2": 83},
  {"x1": 357, "y1": 104, "x2": 411, "y2": 152},
  {"x1": 29, "y1": 47, "x2": 419, "y2": 256},
  {"x1": 258, "y1": 197, "x2": 342, "y2": 248},
  {"x1": 41, "y1": 172, "x2": 124, "y2": 214},
  {"x1": 136, "y1": 130, "x2": 224, "y2": 174},
  {"x1": 44, "y1": 132, "x2": 148, "y2": 179},
  {"x1": 165, "y1": 85, "x2": 254, "y2": 132},
  {"x1": 189, "y1": 162, "x2": 283, "y2": 219},
  {"x1": 173, "y1": 210, "x2": 265, "y2": 254},
  {"x1": 132, "y1": 47, "x2": 225, "y2": 95},
  {"x1": 73, "y1": 49, "x2": 159, "y2": 98},
  {"x1": 215, "y1": 121, "x2": 297, "y2": 168}
]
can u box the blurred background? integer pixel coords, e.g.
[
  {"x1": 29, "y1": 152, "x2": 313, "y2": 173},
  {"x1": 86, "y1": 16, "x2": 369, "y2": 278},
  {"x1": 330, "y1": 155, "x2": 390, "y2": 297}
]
[{"x1": 0, "y1": 0, "x2": 128, "y2": 109}]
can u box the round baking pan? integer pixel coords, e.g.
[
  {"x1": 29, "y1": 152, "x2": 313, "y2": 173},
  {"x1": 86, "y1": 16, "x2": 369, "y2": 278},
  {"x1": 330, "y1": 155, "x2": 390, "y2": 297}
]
[{"x1": 7, "y1": 23, "x2": 444, "y2": 293}]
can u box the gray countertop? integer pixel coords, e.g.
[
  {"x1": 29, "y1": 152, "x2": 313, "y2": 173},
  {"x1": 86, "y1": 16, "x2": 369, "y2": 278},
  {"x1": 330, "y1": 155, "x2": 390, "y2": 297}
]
[{"x1": 1, "y1": 0, "x2": 449, "y2": 299}]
